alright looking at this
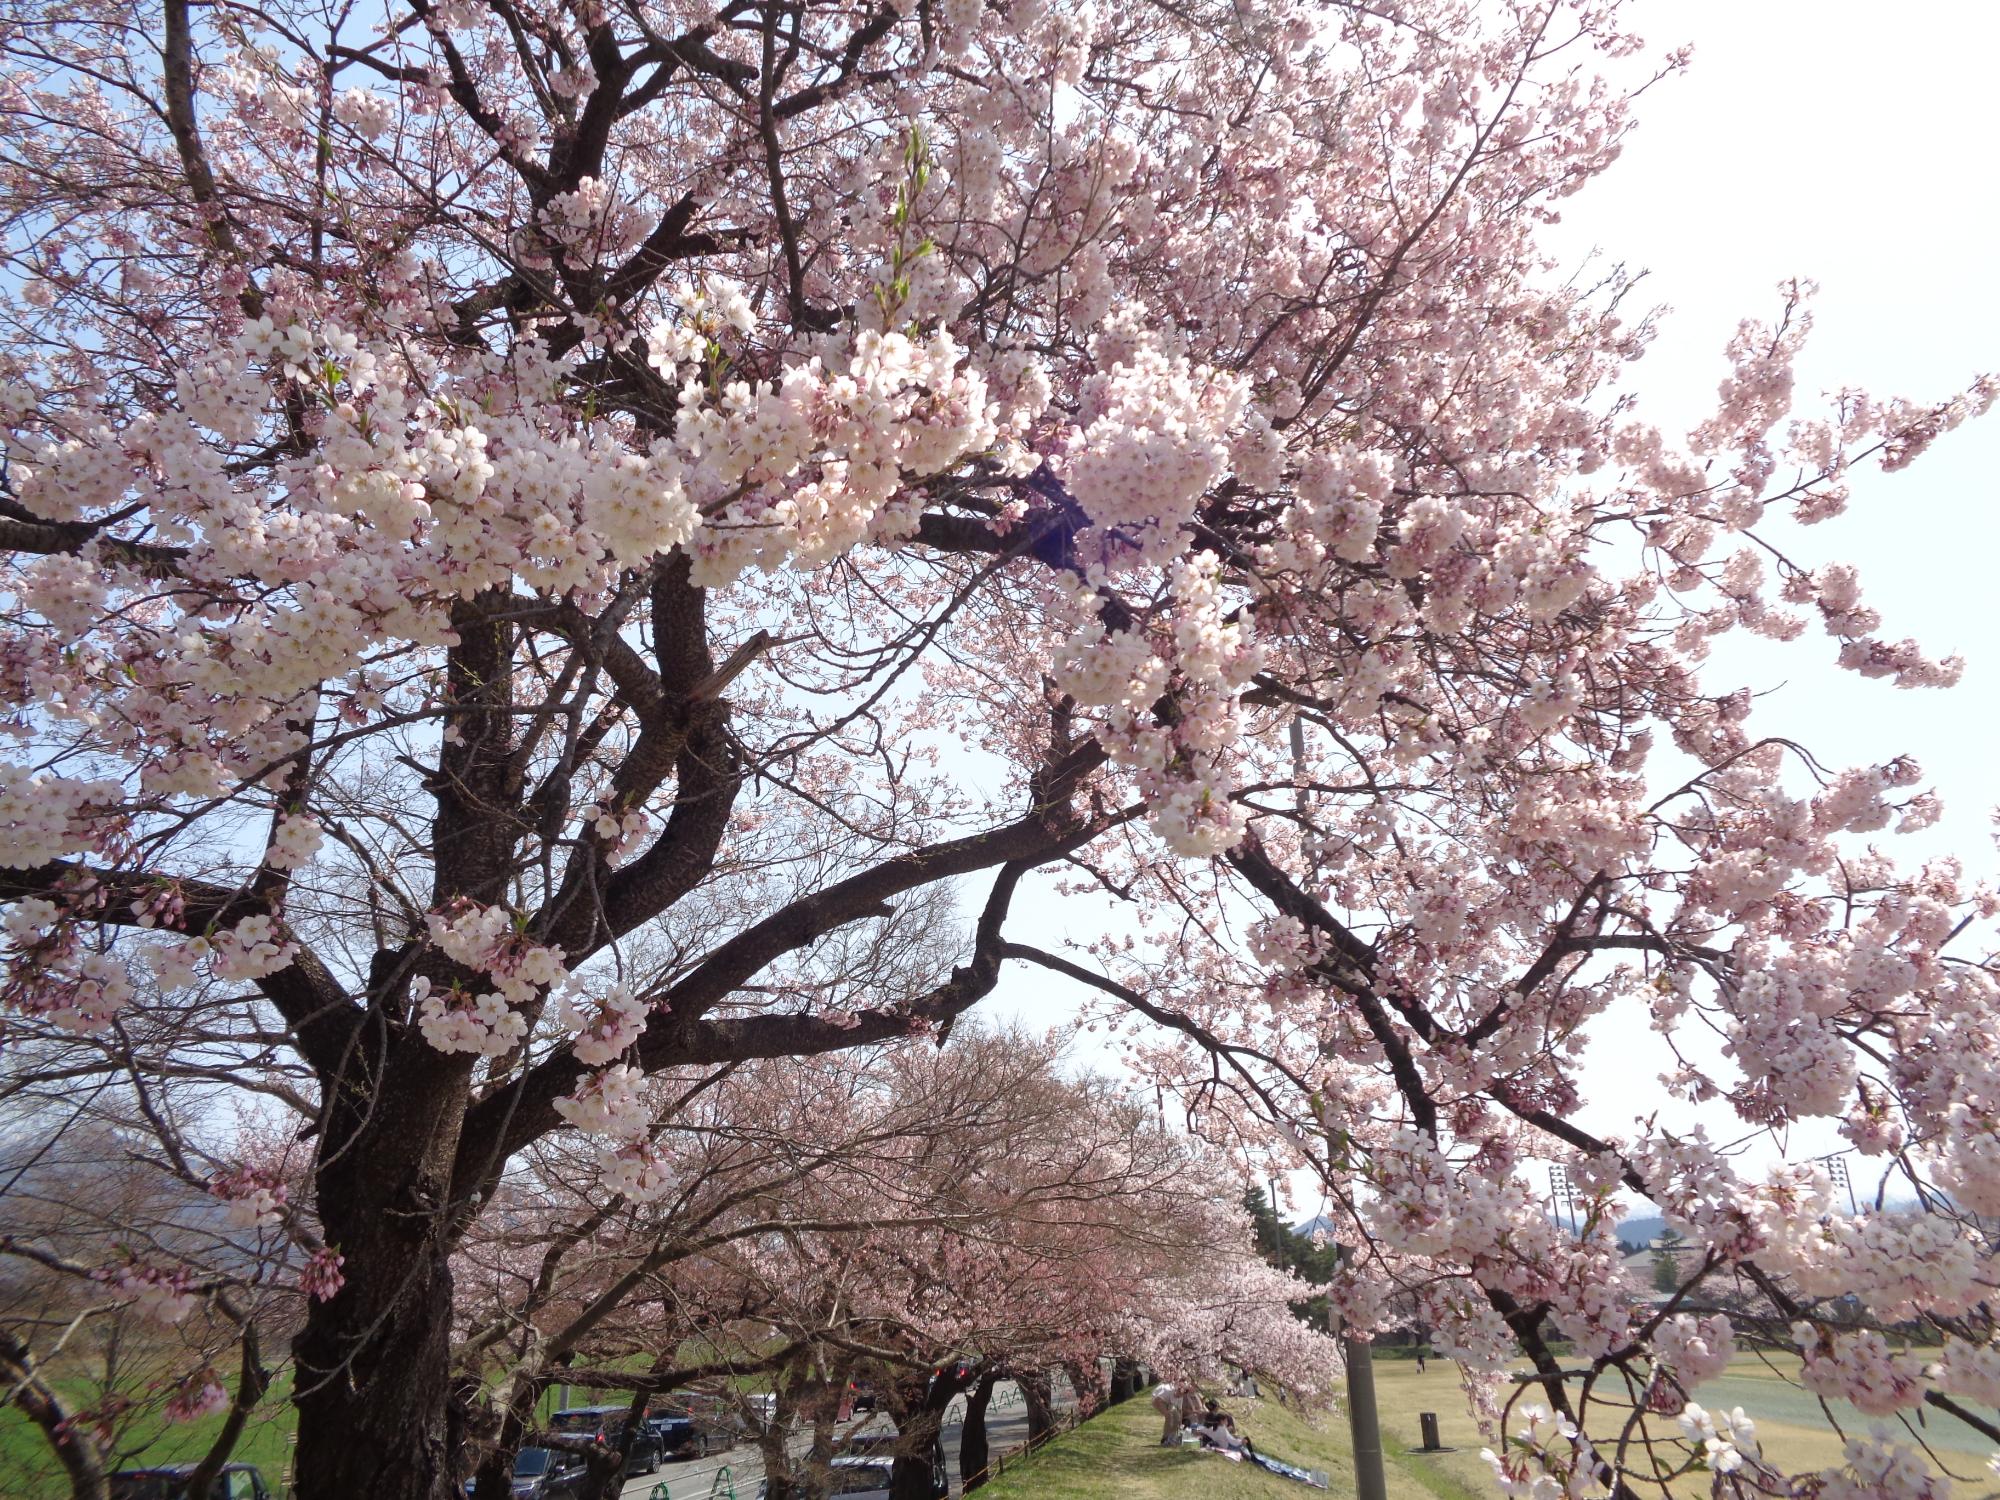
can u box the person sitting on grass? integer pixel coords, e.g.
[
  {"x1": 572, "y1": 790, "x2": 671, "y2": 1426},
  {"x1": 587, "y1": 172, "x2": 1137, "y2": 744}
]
[
  {"x1": 1205, "y1": 1416, "x2": 1253, "y2": 1458},
  {"x1": 1189, "y1": 1401, "x2": 1253, "y2": 1458},
  {"x1": 1189, "y1": 1406, "x2": 1328, "y2": 1488}
]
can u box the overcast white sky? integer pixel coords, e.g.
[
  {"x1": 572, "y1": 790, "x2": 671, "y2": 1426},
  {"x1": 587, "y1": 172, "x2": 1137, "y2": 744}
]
[
  {"x1": 1545, "y1": 0, "x2": 2000, "y2": 1185},
  {"x1": 985, "y1": 0, "x2": 2000, "y2": 1211},
  {"x1": 1547, "y1": 0, "x2": 2000, "y2": 861}
]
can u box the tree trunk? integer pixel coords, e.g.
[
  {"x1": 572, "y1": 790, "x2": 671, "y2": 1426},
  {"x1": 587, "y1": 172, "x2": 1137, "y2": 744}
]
[
  {"x1": 3, "y1": 1329, "x2": 109, "y2": 1500},
  {"x1": 761, "y1": 1365, "x2": 839, "y2": 1500},
  {"x1": 1018, "y1": 1369, "x2": 1053, "y2": 1447},
  {"x1": 1061, "y1": 1359, "x2": 1098, "y2": 1417},
  {"x1": 292, "y1": 1046, "x2": 477, "y2": 1500},
  {"x1": 889, "y1": 1367, "x2": 969, "y2": 1500},
  {"x1": 887, "y1": 1409, "x2": 943, "y2": 1500},
  {"x1": 182, "y1": 1326, "x2": 270, "y2": 1500},
  {"x1": 958, "y1": 1371, "x2": 999, "y2": 1493},
  {"x1": 292, "y1": 1242, "x2": 458, "y2": 1499},
  {"x1": 1110, "y1": 1358, "x2": 1139, "y2": 1403},
  {"x1": 466, "y1": 1370, "x2": 536, "y2": 1500}
]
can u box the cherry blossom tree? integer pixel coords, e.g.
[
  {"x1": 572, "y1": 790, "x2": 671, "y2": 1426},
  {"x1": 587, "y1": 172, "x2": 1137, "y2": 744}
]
[
  {"x1": 1, "y1": 0, "x2": 1994, "y2": 1495},
  {"x1": 446, "y1": 1032, "x2": 1337, "y2": 1500}
]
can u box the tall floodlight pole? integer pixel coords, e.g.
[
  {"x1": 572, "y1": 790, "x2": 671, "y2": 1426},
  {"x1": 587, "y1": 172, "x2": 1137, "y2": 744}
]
[
  {"x1": 1290, "y1": 708, "x2": 1388, "y2": 1500},
  {"x1": 1813, "y1": 1152, "x2": 1860, "y2": 1215},
  {"x1": 1549, "y1": 1163, "x2": 1582, "y2": 1237},
  {"x1": 1332, "y1": 1242, "x2": 1389, "y2": 1500}
]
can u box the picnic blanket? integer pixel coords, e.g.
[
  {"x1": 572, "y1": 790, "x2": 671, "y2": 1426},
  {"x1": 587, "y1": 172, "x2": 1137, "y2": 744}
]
[{"x1": 1179, "y1": 1432, "x2": 1330, "y2": 1488}]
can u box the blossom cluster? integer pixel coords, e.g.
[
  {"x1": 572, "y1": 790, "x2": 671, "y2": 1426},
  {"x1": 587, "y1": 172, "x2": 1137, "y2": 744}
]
[
  {"x1": 412, "y1": 902, "x2": 567, "y2": 1056},
  {"x1": 208, "y1": 1166, "x2": 288, "y2": 1230},
  {"x1": 556, "y1": 984, "x2": 648, "y2": 1067},
  {"x1": 97, "y1": 1263, "x2": 198, "y2": 1325},
  {"x1": 0, "y1": 766, "x2": 126, "y2": 868}
]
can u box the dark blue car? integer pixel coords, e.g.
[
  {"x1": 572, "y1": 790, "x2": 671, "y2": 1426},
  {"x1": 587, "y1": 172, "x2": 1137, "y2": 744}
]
[{"x1": 460, "y1": 1446, "x2": 587, "y2": 1499}]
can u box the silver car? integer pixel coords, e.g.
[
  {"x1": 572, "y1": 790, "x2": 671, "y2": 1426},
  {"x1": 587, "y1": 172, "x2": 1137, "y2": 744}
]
[
  {"x1": 827, "y1": 1458, "x2": 896, "y2": 1497},
  {"x1": 758, "y1": 1456, "x2": 896, "y2": 1498}
]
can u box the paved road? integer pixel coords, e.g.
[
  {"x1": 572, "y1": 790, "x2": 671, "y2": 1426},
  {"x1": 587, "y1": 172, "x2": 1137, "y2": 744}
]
[{"x1": 613, "y1": 1382, "x2": 1062, "y2": 1499}]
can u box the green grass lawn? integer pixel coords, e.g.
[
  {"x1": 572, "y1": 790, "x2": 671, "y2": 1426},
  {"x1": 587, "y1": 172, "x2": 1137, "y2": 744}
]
[
  {"x1": 975, "y1": 1385, "x2": 1474, "y2": 1500},
  {"x1": 1369, "y1": 1354, "x2": 2000, "y2": 1500},
  {"x1": 971, "y1": 1357, "x2": 2000, "y2": 1500},
  {"x1": 0, "y1": 1372, "x2": 297, "y2": 1500}
]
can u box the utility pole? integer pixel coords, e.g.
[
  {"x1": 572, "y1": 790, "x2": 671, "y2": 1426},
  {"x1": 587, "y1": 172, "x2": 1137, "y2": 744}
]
[{"x1": 1289, "y1": 713, "x2": 1388, "y2": 1500}]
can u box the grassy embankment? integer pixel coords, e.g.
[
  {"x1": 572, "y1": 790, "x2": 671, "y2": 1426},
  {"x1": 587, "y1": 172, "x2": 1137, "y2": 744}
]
[
  {"x1": 11, "y1": 1350, "x2": 1998, "y2": 1498},
  {"x1": 975, "y1": 1384, "x2": 1483, "y2": 1500},
  {"x1": 976, "y1": 1354, "x2": 2000, "y2": 1500},
  {"x1": 1368, "y1": 1355, "x2": 2000, "y2": 1500}
]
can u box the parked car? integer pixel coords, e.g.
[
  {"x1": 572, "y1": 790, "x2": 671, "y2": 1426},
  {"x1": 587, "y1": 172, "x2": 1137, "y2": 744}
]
[
  {"x1": 654, "y1": 1390, "x2": 742, "y2": 1453},
  {"x1": 847, "y1": 1378, "x2": 877, "y2": 1414},
  {"x1": 644, "y1": 1407, "x2": 725, "y2": 1459},
  {"x1": 547, "y1": 1404, "x2": 662, "y2": 1476},
  {"x1": 458, "y1": 1445, "x2": 588, "y2": 1500},
  {"x1": 757, "y1": 1453, "x2": 947, "y2": 1499},
  {"x1": 932, "y1": 1360, "x2": 977, "y2": 1390},
  {"x1": 108, "y1": 1466, "x2": 271, "y2": 1500},
  {"x1": 758, "y1": 1456, "x2": 895, "y2": 1499},
  {"x1": 823, "y1": 1458, "x2": 899, "y2": 1498},
  {"x1": 833, "y1": 1427, "x2": 948, "y2": 1481},
  {"x1": 831, "y1": 1429, "x2": 899, "y2": 1459}
]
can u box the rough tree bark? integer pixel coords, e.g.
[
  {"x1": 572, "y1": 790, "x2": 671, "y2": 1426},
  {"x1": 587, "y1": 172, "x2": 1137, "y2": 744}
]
[
  {"x1": 3, "y1": 1330, "x2": 109, "y2": 1500},
  {"x1": 292, "y1": 1041, "x2": 477, "y2": 1500},
  {"x1": 1017, "y1": 1368, "x2": 1053, "y2": 1448},
  {"x1": 888, "y1": 1367, "x2": 971, "y2": 1500},
  {"x1": 957, "y1": 1371, "x2": 999, "y2": 1493}
]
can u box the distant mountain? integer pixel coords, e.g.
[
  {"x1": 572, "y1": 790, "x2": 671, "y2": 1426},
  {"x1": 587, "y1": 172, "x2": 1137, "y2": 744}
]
[
  {"x1": 1615, "y1": 1214, "x2": 1666, "y2": 1251},
  {"x1": 1293, "y1": 1215, "x2": 1337, "y2": 1241}
]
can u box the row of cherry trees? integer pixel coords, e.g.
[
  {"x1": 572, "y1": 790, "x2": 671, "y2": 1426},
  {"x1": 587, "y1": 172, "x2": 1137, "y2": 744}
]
[
  {"x1": 1, "y1": 1022, "x2": 1335, "y2": 1500},
  {"x1": 449, "y1": 1031, "x2": 1338, "y2": 1500},
  {"x1": 0, "y1": 0, "x2": 1995, "y2": 1494}
]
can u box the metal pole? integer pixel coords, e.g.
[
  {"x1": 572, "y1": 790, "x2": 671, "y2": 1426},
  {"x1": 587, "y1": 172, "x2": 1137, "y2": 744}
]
[
  {"x1": 1346, "y1": 1331, "x2": 1389, "y2": 1500},
  {"x1": 1268, "y1": 1177, "x2": 1284, "y2": 1269},
  {"x1": 1295, "y1": 707, "x2": 1384, "y2": 1500},
  {"x1": 1334, "y1": 1245, "x2": 1389, "y2": 1500},
  {"x1": 1812, "y1": 1152, "x2": 1859, "y2": 1216}
]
